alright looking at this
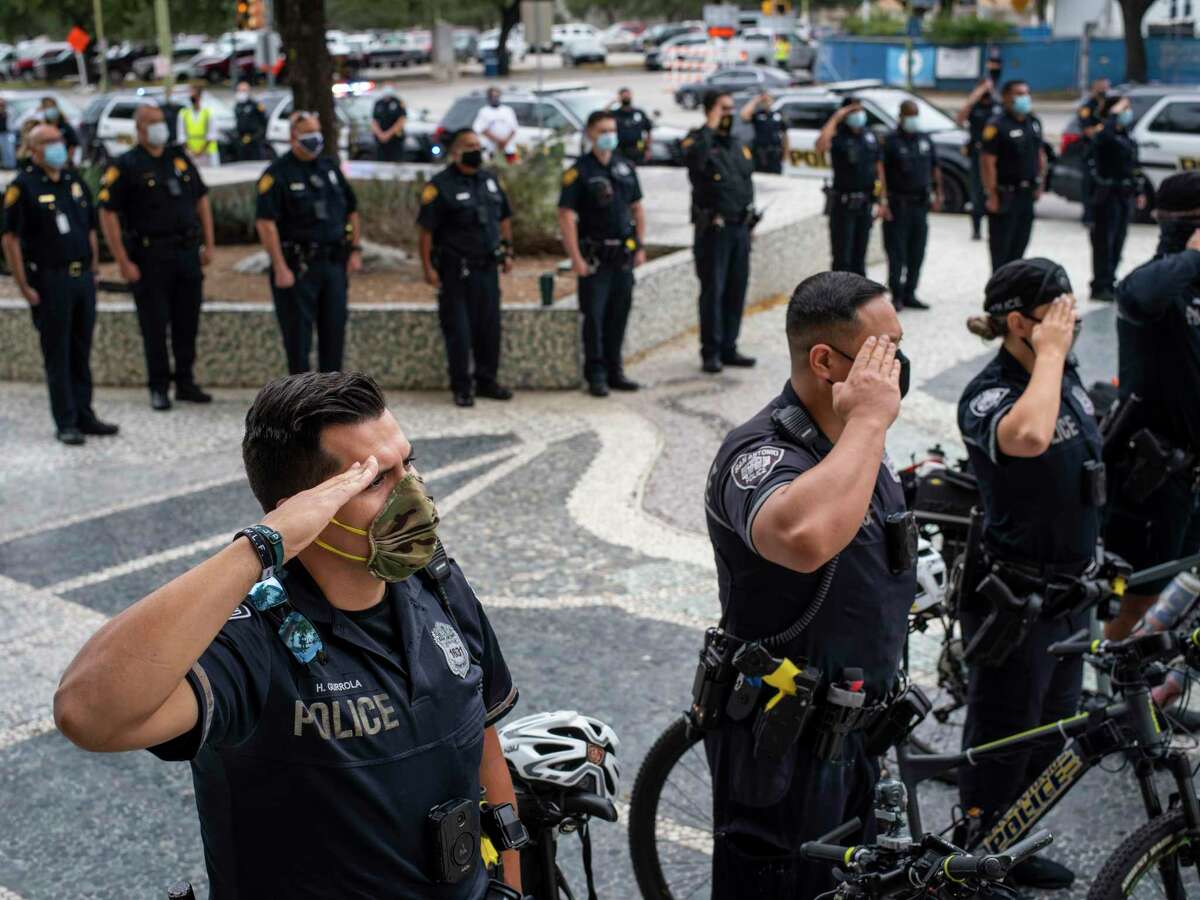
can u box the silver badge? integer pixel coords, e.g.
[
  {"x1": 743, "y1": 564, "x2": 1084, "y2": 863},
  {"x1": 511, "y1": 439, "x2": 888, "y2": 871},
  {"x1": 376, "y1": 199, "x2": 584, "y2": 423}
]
[
  {"x1": 487, "y1": 178, "x2": 498, "y2": 193},
  {"x1": 615, "y1": 162, "x2": 630, "y2": 176},
  {"x1": 1072, "y1": 385, "x2": 1095, "y2": 417},
  {"x1": 730, "y1": 446, "x2": 785, "y2": 490},
  {"x1": 969, "y1": 386, "x2": 1011, "y2": 418},
  {"x1": 431, "y1": 622, "x2": 469, "y2": 678}
]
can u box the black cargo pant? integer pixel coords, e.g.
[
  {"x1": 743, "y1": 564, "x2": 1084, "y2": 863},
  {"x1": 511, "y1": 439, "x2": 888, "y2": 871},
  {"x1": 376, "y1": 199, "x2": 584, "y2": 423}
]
[
  {"x1": 694, "y1": 220, "x2": 749, "y2": 363},
  {"x1": 578, "y1": 263, "x2": 634, "y2": 386},
  {"x1": 377, "y1": 137, "x2": 405, "y2": 162},
  {"x1": 269, "y1": 254, "x2": 348, "y2": 374},
  {"x1": 130, "y1": 241, "x2": 203, "y2": 393},
  {"x1": 968, "y1": 151, "x2": 985, "y2": 238},
  {"x1": 882, "y1": 196, "x2": 929, "y2": 307},
  {"x1": 753, "y1": 146, "x2": 783, "y2": 175},
  {"x1": 235, "y1": 137, "x2": 267, "y2": 161},
  {"x1": 1090, "y1": 187, "x2": 1133, "y2": 296},
  {"x1": 28, "y1": 263, "x2": 96, "y2": 430},
  {"x1": 829, "y1": 193, "x2": 873, "y2": 275},
  {"x1": 437, "y1": 258, "x2": 501, "y2": 395},
  {"x1": 987, "y1": 186, "x2": 1036, "y2": 271}
]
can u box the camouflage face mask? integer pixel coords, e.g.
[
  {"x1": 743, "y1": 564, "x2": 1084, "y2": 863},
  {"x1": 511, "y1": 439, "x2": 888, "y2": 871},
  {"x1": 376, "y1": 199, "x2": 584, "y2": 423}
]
[{"x1": 314, "y1": 473, "x2": 440, "y2": 581}]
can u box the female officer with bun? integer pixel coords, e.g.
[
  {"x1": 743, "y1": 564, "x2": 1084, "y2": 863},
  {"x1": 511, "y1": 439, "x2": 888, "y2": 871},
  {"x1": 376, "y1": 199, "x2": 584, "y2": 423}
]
[{"x1": 955, "y1": 258, "x2": 1101, "y2": 890}]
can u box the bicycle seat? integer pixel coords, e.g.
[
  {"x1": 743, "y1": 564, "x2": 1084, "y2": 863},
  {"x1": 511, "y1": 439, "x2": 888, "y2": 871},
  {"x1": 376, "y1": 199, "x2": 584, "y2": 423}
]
[{"x1": 561, "y1": 791, "x2": 618, "y2": 822}]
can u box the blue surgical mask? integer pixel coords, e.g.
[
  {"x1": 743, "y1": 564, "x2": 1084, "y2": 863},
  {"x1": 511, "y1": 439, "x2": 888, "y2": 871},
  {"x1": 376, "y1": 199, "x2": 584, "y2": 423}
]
[
  {"x1": 42, "y1": 141, "x2": 67, "y2": 169},
  {"x1": 1012, "y1": 94, "x2": 1032, "y2": 115},
  {"x1": 595, "y1": 132, "x2": 618, "y2": 152},
  {"x1": 298, "y1": 132, "x2": 324, "y2": 156},
  {"x1": 145, "y1": 122, "x2": 169, "y2": 148},
  {"x1": 43, "y1": 106, "x2": 60, "y2": 122},
  {"x1": 1117, "y1": 108, "x2": 1133, "y2": 128},
  {"x1": 901, "y1": 116, "x2": 919, "y2": 134},
  {"x1": 847, "y1": 110, "x2": 867, "y2": 129}
]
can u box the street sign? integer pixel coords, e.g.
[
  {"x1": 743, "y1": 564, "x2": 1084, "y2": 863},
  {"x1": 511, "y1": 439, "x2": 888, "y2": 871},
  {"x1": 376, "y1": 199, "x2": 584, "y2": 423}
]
[
  {"x1": 67, "y1": 26, "x2": 91, "y2": 53},
  {"x1": 520, "y1": 1, "x2": 553, "y2": 51}
]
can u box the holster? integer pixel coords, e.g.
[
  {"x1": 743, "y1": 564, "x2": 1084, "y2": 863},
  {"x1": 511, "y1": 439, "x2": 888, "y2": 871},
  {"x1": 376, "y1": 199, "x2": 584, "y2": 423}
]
[
  {"x1": 863, "y1": 683, "x2": 932, "y2": 756},
  {"x1": 962, "y1": 573, "x2": 1043, "y2": 668},
  {"x1": 1123, "y1": 429, "x2": 1195, "y2": 504}
]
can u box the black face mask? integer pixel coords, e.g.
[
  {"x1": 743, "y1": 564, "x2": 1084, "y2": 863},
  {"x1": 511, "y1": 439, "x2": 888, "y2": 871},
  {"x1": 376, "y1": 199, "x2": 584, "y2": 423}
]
[
  {"x1": 459, "y1": 149, "x2": 483, "y2": 168},
  {"x1": 827, "y1": 345, "x2": 910, "y2": 399},
  {"x1": 620, "y1": 98, "x2": 631, "y2": 107}
]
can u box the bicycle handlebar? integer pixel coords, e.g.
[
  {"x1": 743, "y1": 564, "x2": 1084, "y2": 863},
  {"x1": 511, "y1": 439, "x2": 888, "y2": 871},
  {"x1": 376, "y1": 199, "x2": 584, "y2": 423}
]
[
  {"x1": 799, "y1": 840, "x2": 860, "y2": 864},
  {"x1": 1048, "y1": 628, "x2": 1095, "y2": 657},
  {"x1": 944, "y1": 830, "x2": 1054, "y2": 881}
]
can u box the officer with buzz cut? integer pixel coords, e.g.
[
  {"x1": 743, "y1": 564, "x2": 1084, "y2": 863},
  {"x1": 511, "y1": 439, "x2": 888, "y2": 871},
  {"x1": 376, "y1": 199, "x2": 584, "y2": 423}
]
[
  {"x1": 980, "y1": 80, "x2": 1046, "y2": 271},
  {"x1": 880, "y1": 99, "x2": 942, "y2": 311},
  {"x1": 613, "y1": 87, "x2": 653, "y2": 165}
]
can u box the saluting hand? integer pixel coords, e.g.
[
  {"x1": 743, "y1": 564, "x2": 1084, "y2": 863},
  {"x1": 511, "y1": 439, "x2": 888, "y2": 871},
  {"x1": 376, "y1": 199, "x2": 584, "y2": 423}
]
[
  {"x1": 1187, "y1": 227, "x2": 1200, "y2": 253},
  {"x1": 261, "y1": 455, "x2": 380, "y2": 564},
  {"x1": 1030, "y1": 294, "x2": 1076, "y2": 359},
  {"x1": 832, "y1": 335, "x2": 902, "y2": 430}
]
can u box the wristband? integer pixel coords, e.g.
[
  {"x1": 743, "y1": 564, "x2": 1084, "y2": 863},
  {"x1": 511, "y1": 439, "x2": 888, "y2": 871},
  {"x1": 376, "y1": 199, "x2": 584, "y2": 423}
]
[{"x1": 234, "y1": 525, "x2": 285, "y2": 578}]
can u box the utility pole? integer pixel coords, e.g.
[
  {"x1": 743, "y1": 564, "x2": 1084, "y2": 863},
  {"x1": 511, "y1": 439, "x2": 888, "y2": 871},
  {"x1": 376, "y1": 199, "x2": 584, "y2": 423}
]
[
  {"x1": 93, "y1": 0, "x2": 109, "y2": 93},
  {"x1": 265, "y1": 0, "x2": 276, "y2": 88},
  {"x1": 155, "y1": 0, "x2": 174, "y2": 96}
]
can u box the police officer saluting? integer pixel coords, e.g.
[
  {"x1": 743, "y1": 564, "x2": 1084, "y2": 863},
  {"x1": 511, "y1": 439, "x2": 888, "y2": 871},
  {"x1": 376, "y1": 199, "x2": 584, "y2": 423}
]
[
  {"x1": 1, "y1": 124, "x2": 117, "y2": 445},
  {"x1": 1076, "y1": 77, "x2": 1110, "y2": 227},
  {"x1": 816, "y1": 97, "x2": 882, "y2": 276},
  {"x1": 980, "y1": 80, "x2": 1046, "y2": 271},
  {"x1": 418, "y1": 128, "x2": 515, "y2": 407},
  {"x1": 233, "y1": 80, "x2": 269, "y2": 162},
  {"x1": 99, "y1": 104, "x2": 215, "y2": 411},
  {"x1": 685, "y1": 90, "x2": 757, "y2": 374},
  {"x1": 371, "y1": 89, "x2": 408, "y2": 162},
  {"x1": 957, "y1": 260, "x2": 1095, "y2": 889},
  {"x1": 955, "y1": 50, "x2": 1003, "y2": 242},
  {"x1": 612, "y1": 87, "x2": 652, "y2": 165},
  {"x1": 255, "y1": 112, "x2": 362, "y2": 376},
  {"x1": 558, "y1": 110, "x2": 646, "y2": 397},
  {"x1": 704, "y1": 272, "x2": 914, "y2": 896},
  {"x1": 880, "y1": 100, "x2": 942, "y2": 312},
  {"x1": 740, "y1": 91, "x2": 788, "y2": 175},
  {"x1": 1089, "y1": 94, "x2": 1145, "y2": 302}
]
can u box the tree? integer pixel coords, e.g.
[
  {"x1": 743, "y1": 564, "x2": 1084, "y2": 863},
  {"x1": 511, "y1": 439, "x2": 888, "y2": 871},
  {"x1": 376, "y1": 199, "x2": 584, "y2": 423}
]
[
  {"x1": 1118, "y1": 0, "x2": 1155, "y2": 83},
  {"x1": 276, "y1": 0, "x2": 338, "y2": 159}
]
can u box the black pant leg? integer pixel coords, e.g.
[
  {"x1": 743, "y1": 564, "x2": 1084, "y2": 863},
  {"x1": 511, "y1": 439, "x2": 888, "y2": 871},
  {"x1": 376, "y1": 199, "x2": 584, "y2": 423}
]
[
  {"x1": 850, "y1": 208, "x2": 872, "y2": 276},
  {"x1": 969, "y1": 154, "x2": 985, "y2": 235},
  {"x1": 436, "y1": 267, "x2": 473, "y2": 394},
  {"x1": 69, "y1": 275, "x2": 97, "y2": 419},
  {"x1": 270, "y1": 267, "x2": 318, "y2": 374},
  {"x1": 470, "y1": 267, "x2": 502, "y2": 387},
  {"x1": 1112, "y1": 196, "x2": 1131, "y2": 286},
  {"x1": 829, "y1": 203, "x2": 849, "y2": 271},
  {"x1": 1010, "y1": 192, "x2": 1035, "y2": 262},
  {"x1": 1020, "y1": 614, "x2": 1086, "y2": 788},
  {"x1": 603, "y1": 266, "x2": 634, "y2": 377},
  {"x1": 987, "y1": 212, "x2": 1011, "y2": 271},
  {"x1": 578, "y1": 268, "x2": 610, "y2": 385},
  {"x1": 720, "y1": 224, "x2": 750, "y2": 358},
  {"x1": 30, "y1": 269, "x2": 77, "y2": 429},
  {"x1": 316, "y1": 260, "x2": 349, "y2": 373},
  {"x1": 882, "y1": 216, "x2": 904, "y2": 299},
  {"x1": 694, "y1": 227, "x2": 726, "y2": 360},
  {"x1": 905, "y1": 206, "x2": 929, "y2": 303},
  {"x1": 1091, "y1": 193, "x2": 1115, "y2": 293},
  {"x1": 169, "y1": 248, "x2": 204, "y2": 386},
  {"x1": 131, "y1": 256, "x2": 171, "y2": 391}
]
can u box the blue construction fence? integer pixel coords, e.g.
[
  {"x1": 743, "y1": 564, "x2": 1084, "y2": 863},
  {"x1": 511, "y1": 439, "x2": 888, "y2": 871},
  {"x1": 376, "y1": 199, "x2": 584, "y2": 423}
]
[{"x1": 816, "y1": 33, "x2": 1200, "y2": 93}]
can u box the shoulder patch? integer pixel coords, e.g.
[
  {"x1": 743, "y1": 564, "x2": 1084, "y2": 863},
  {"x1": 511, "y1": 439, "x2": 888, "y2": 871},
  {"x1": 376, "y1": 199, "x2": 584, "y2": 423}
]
[
  {"x1": 982, "y1": 124, "x2": 998, "y2": 141},
  {"x1": 173, "y1": 156, "x2": 188, "y2": 173},
  {"x1": 3, "y1": 184, "x2": 19, "y2": 208},
  {"x1": 681, "y1": 136, "x2": 694, "y2": 149},
  {"x1": 1079, "y1": 106, "x2": 1091, "y2": 119},
  {"x1": 101, "y1": 165, "x2": 120, "y2": 186},
  {"x1": 742, "y1": 145, "x2": 752, "y2": 160},
  {"x1": 97, "y1": 188, "x2": 110, "y2": 203},
  {"x1": 228, "y1": 604, "x2": 252, "y2": 621},
  {"x1": 257, "y1": 173, "x2": 274, "y2": 195},
  {"x1": 969, "y1": 386, "x2": 1011, "y2": 418},
  {"x1": 421, "y1": 183, "x2": 438, "y2": 204},
  {"x1": 730, "y1": 446, "x2": 786, "y2": 490},
  {"x1": 562, "y1": 167, "x2": 579, "y2": 187}
]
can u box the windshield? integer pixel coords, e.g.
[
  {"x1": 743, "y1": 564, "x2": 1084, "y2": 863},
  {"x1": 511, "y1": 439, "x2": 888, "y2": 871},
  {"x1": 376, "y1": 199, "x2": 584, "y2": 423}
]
[
  {"x1": 857, "y1": 88, "x2": 959, "y2": 132},
  {"x1": 556, "y1": 92, "x2": 611, "y2": 124}
]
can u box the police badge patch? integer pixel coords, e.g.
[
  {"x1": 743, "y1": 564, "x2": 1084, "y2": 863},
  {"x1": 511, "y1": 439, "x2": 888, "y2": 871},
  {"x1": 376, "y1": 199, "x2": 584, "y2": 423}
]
[
  {"x1": 431, "y1": 622, "x2": 469, "y2": 678},
  {"x1": 730, "y1": 446, "x2": 785, "y2": 490},
  {"x1": 969, "y1": 386, "x2": 1011, "y2": 418},
  {"x1": 1072, "y1": 385, "x2": 1095, "y2": 417}
]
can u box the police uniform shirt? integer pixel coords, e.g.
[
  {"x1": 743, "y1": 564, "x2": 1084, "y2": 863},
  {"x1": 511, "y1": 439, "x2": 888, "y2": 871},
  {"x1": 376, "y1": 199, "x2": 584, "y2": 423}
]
[
  {"x1": 148, "y1": 558, "x2": 518, "y2": 899},
  {"x1": 256, "y1": 151, "x2": 358, "y2": 246},
  {"x1": 98, "y1": 145, "x2": 207, "y2": 239},
  {"x1": 683, "y1": 127, "x2": 755, "y2": 220},
  {"x1": 830, "y1": 125, "x2": 880, "y2": 194},
  {"x1": 234, "y1": 98, "x2": 267, "y2": 140},
  {"x1": 704, "y1": 381, "x2": 914, "y2": 699},
  {"x1": 968, "y1": 93, "x2": 1001, "y2": 151},
  {"x1": 416, "y1": 165, "x2": 512, "y2": 263},
  {"x1": 372, "y1": 96, "x2": 407, "y2": 140},
  {"x1": 557, "y1": 151, "x2": 642, "y2": 241},
  {"x1": 959, "y1": 347, "x2": 1102, "y2": 567},
  {"x1": 882, "y1": 129, "x2": 934, "y2": 197},
  {"x1": 1076, "y1": 95, "x2": 1102, "y2": 131},
  {"x1": 751, "y1": 109, "x2": 785, "y2": 150},
  {"x1": 980, "y1": 111, "x2": 1043, "y2": 187},
  {"x1": 55, "y1": 119, "x2": 80, "y2": 150},
  {"x1": 613, "y1": 105, "x2": 651, "y2": 155},
  {"x1": 2, "y1": 164, "x2": 95, "y2": 265},
  {"x1": 1092, "y1": 119, "x2": 1139, "y2": 183}
]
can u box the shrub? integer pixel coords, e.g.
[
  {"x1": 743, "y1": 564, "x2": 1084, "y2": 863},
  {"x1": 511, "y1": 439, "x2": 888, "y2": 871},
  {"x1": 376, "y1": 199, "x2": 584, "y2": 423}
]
[
  {"x1": 927, "y1": 14, "x2": 1015, "y2": 45},
  {"x1": 844, "y1": 12, "x2": 906, "y2": 36},
  {"x1": 492, "y1": 142, "x2": 568, "y2": 257}
]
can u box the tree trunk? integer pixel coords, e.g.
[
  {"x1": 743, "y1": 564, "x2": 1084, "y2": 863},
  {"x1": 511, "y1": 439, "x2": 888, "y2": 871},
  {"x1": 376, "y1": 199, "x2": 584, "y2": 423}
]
[
  {"x1": 276, "y1": 0, "x2": 338, "y2": 159},
  {"x1": 497, "y1": 0, "x2": 520, "y2": 77},
  {"x1": 1121, "y1": 0, "x2": 1152, "y2": 84},
  {"x1": 1035, "y1": 0, "x2": 1049, "y2": 25}
]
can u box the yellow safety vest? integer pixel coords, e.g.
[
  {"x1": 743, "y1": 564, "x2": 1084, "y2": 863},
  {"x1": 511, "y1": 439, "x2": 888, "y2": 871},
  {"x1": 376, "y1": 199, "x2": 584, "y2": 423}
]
[{"x1": 183, "y1": 107, "x2": 216, "y2": 155}]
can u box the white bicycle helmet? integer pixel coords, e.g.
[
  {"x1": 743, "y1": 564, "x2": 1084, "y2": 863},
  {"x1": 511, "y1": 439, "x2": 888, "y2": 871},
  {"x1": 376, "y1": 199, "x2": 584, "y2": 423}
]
[
  {"x1": 911, "y1": 537, "x2": 949, "y2": 616},
  {"x1": 499, "y1": 710, "x2": 621, "y2": 802}
]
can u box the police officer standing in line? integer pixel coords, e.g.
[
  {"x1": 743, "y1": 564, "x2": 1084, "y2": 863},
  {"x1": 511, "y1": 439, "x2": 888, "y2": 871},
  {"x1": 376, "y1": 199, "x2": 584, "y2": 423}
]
[
  {"x1": 612, "y1": 87, "x2": 652, "y2": 165},
  {"x1": 880, "y1": 99, "x2": 942, "y2": 312},
  {"x1": 39, "y1": 96, "x2": 79, "y2": 165},
  {"x1": 1089, "y1": 94, "x2": 1145, "y2": 302},
  {"x1": 704, "y1": 271, "x2": 913, "y2": 896},
  {"x1": 99, "y1": 105, "x2": 214, "y2": 411},
  {"x1": 740, "y1": 91, "x2": 788, "y2": 175},
  {"x1": 255, "y1": 112, "x2": 363, "y2": 376},
  {"x1": 418, "y1": 128, "x2": 515, "y2": 408},
  {"x1": 684, "y1": 90, "x2": 757, "y2": 374},
  {"x1": 980, "y1": 80, "x2": 1046, "y2": 271},
  {"x1": 816, "y1": 97, "x2": 883, "y2": 276},
  {"x1": 1102, "y1": 172, "x2": 1200, "y2": 640},
  {"x1": 954, "y1": 50, "x2": 1003, "y2": 242},
  {"x1": 371, "y1": 89, "x2": 408, "y2": 163},
  {"x1": 233, "y1": 80, "x2": 269, "y2": 162},
  {"x1": 1076, "y1": 77, "x2": 1110, "y2": 227},
  {"x1": 558, "y1": 110, "x2": 646, "y2": 397},
  {"x1": 1, "y1": 124, "x2": 118, "y2": 445},
  {"x1": 957, "y1": 260, "x2": 1095, "y2": 890}
]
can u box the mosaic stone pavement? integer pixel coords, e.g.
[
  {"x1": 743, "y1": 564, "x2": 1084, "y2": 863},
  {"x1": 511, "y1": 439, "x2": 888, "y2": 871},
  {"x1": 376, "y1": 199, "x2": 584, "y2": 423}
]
[{"x1": 0, "y1": 209, "x2": 1186, "y2": 899}]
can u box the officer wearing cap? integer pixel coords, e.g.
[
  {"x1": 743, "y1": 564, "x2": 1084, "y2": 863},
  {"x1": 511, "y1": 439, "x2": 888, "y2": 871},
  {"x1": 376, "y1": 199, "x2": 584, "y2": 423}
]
[
  {"x1": 98, "y1": 104, "x2": 215, "y2": 411},
  {"x1": 704, "y1": 271, "x2": 914, "y2": 896},
  {"x1": 957, "y1": 259, "x2": 1095, "y2": 890},
  {"x1": 1102, "y1": 172, "x2": 1200, "y2": 641},
  {"x1": 372, "y1": 90, "x2": 408, "y2": 162},
  {"x1": 55, "y1": 371, "x2": 524, "y2": 899},
  {"x1": 980, "y1": 80, "x2": 1046, "y2": 271},
  {"x1": 233, "y1": 81, "x2": 269, "y2": 161},
  {"x1": 1, "y1": 124, "x2": 118, "y2": 445},
  {"x1": 740, "y1": 92, "x2": 787, "y2": 175},
  {"x1": 684, "y1": 90, "x2": 757, "y2": 374},
  {"x1": 418, "y1": 128, "x2": 515, "y2": 408},
  {"x1": 1076, "y1": 78, "x2": 1110, "y2": 227},
  {"x1": 612, "y1": 87, "x2": 652, "y2": 165},
  {"x1": 816, "y1": 97, "x2": 882, "y2": 276},
  {"x1": 255, "y1": 112, "x2": 363, "y2": 376},
  {"x1": 1089, "y1": 94, "x2": 1145, "y2": 302},
  {"x1": 880, "y1": 99, "x2": 942, "y2": 312},
  {"x1": 955, "y1": 50, "x2": 1003, "y2": 241},
  {"x1": 558, "y1": 110, "x2": 646, "y2": 398}
]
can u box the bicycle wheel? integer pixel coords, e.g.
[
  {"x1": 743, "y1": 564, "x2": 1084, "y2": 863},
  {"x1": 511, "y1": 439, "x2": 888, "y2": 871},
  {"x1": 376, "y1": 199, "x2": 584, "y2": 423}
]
[
  {"x1": 1087, "y1": 807, "x2": 1200, "y2": 899},
  {"x1": 628, "y1": 715, "x2": 714, "y2": 900}
]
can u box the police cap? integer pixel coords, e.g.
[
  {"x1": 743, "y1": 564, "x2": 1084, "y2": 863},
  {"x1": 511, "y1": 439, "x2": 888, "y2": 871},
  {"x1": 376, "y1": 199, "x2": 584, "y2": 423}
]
[
  {"x1": 1153, "y1": 171, "x2": 1200, "y2": 223},
  {"x1": 983, "y1": 257, "x2": 1072, "y2": 316}
]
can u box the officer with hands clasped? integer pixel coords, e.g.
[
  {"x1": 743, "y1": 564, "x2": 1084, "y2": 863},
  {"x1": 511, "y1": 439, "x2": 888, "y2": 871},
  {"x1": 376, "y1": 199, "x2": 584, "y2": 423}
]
[
  {"x1": 233, "y1": 80, "x2": 269, "y2": 161},
  {"x1": 703, "y1": 271, "x2": 916, "y2": 896},
  {"x1": 558, "y1": 110, "x2": 646, "y2": 397},
  {"x1": 740, "y1": 91, "x2": 788, "y2": 175},
  {"x1": 1, "y1": 124, "x2": 118, "y2": 445},
  {"x1": 55, "y1": 371, "x2": 526, "y2": 900},
  {"x1": 880, "y1": 99, "x2": 942, "y2": 312},
  {"x1": 372, "y1": 90, "x2": 408, "y2": 162},
  {"x1": 980, "y1": 80, "x2": 1046, "y2": 271},
  {"x1": 255, "y1": 112, "x2": 363, "y2": 376},
  {"x1": 98, "y1": 104, "x2": 215, "y2": 411},
  {"x1": 1089, "y1": 93, "x2": 1145, "y2": 302},
  {"x1": 816, "y1": 97, "x2": 882, "y2": 276},
  {"x1": 612, "y1": 87, "x2": 652, "y2": 164},
  {"x1": 957, "y1": 259, "x2": 1097, "y2": 890}
]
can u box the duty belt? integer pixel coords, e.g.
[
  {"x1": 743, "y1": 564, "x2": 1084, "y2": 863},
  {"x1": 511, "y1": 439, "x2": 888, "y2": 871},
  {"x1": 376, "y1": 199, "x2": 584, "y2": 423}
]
[
  {"x1": 29, "y1": 258, "x2": 88, "y2": 277},
  {"x1": 283, "y1": 241, "x2": 343, "y2": 261},
  {"x1": 580, "y1": 236, "x2": 635, "y2": 266},
  {"x1": 134, "y1": 231, "x2": 199, "y2": 250},
  {"x1": 1095, "y1": 176, "x2": 1138, "y2": 193},
  {"x1": 998, "y1": 181, "x2": 1035, "y2": 192},
  {"x1": 889, "y1": 191, "x2": 930, "y2": 204}
]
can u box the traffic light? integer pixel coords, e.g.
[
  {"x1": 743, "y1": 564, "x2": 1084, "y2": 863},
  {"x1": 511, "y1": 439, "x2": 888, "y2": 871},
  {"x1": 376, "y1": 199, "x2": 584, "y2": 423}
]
[
  {"x1": 761, "y1": 0, "x2": 791, "y2": 14},
  {"x1": 236, "y1": 0, "x2": 250, "y2": 29},
  {"x1": 247, "y1": 0, "x2": 264, "y2": 29}
]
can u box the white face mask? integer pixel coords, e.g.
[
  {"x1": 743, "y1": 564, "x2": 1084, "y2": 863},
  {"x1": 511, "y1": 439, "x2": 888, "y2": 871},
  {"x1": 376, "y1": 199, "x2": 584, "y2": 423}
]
[
  {"x1": 145, "y1": 122, "x2": 169, "y2": 148},
  {"x1": 237, "y1": 91, "x2": 250, "y2": 102}
]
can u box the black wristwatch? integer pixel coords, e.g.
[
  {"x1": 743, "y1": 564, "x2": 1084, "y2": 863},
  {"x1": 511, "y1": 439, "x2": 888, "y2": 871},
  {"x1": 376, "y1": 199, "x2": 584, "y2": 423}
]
[{"x1": 234, "y1": 525, "x2": 285, "y2": 579}]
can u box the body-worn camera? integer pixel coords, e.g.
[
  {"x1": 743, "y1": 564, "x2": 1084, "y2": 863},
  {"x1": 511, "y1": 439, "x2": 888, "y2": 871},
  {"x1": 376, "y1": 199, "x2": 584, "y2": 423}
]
[
  {"x1": 428, "y1": 797, "x2": 480, "y2": 884},
  {"x1": 885, "y1": 511, "x2": 919, "y2": 575},
  {"x1": 481, "y1": 801, "x2": 529, "y2": 853}
]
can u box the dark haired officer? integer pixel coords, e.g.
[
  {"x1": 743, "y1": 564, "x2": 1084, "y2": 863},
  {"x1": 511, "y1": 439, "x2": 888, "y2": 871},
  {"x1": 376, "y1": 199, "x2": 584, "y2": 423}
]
[
  {"x1": 1089, "y1": 94, "x2": 1145, "y2": 302},
  {"x1": 55, "y1": 371, "x2": 524, "y2": 898},
  {"x1": 880, "y1": 99, "x2": 942, "y2": 312},
  {"x1": 233, "y1": 81, "x2": 269, "y2": 161},
  {"x1": 558, "y1": 110, "x2": 646, "y2": 397},
  {"x1": 980, "y1": 80, "x2": 1046, "y2": 271},
  {"x1": 1103, "y1": 172, "x2": 1200, "y2": 640},
  {"x1": 684, "y1": 90, "x2": 757, "y2": 374},
  {"x1": 704, "y1": 271, "x2": 914, "y2": 896},
  {"x1": 957, "y1": 259, "x2": 1094, "y2": 889},
  {"x1": 1076, "y1": 77, "x2": 1111, "y2": 227},
  {"x1": 955, "y1": 50, "x2": 1003, "y2": 241},
  {"x1": 372, "y1": 90, "x2": 408, "y2": 162},
  {"x1": 419, "y1": 128, "x2": 515, "y2": 407},
  {"x1": 99, "y1": 103, "x2": 215, "y2": 411},
  {"x1": 740, "y1": 91, "x2": 787, "y2": 175},
  {"x1": 613, "y1": 87, "x2": 652, "y2": 164},
  {"x1": 255, "y1": 112, "x2": 362, "y2": 376},
  {"x1": 1, "y1": 124, "x2": 118, "y2": 445},
  {"x1": 816, "y1": 97, "x2": 883, "y2": 276}
]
